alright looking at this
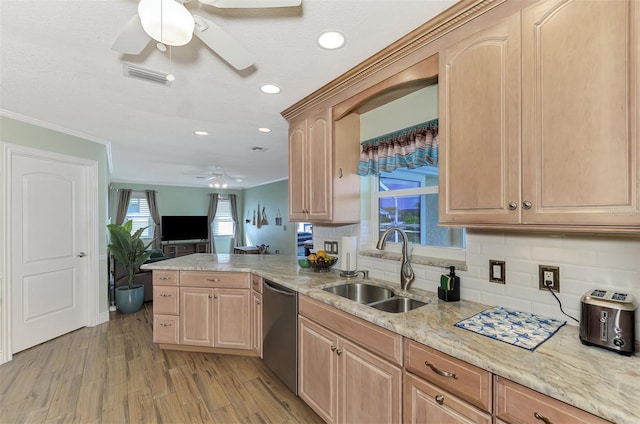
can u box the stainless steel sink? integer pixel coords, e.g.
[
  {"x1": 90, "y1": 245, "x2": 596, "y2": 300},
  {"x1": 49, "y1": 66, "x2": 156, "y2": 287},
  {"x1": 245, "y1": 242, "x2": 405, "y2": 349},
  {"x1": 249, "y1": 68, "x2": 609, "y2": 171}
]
[
  {"x1": 369, "y1": 297, "x2": 427, "y2": 313},
  {"x1": 323, "y1": 283, "x2": 395, "y2": 304}
]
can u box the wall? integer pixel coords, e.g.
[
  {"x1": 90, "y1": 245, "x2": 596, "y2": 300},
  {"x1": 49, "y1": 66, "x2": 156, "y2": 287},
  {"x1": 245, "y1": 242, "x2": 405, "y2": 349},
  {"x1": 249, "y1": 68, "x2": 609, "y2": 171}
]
[
  {"x1": 242, "y1": 179, "x2": 296, "y2": 255},
  {"x1": 0, "y1": 115, "x2": 111, "y2": 314},
  {"x1": 313, "y1": 86, "x2": 640, "y2": 339},
  {"x1": 109, "y1": 182, "x2": 242, "y2": 254}
]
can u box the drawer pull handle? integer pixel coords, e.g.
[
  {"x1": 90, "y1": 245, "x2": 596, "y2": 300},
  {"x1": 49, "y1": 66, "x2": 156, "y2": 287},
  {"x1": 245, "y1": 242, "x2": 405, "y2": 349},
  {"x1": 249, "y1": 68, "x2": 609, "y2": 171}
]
[
  {"x1": 207, "y1": 278, "x2": 221, "y2": 282},
  {"x1": 424, "y1": 361, "x2": 458, "y2": 380},
  {"x1": 435, "y1": 395, "x2": 445, "y2": 405},
  {"x1": 159, "y1": 277, "x2": 172, "y2": 280},
  {"x1": 159, "y1": 293, "x2": 172, "y2": 297},
  {"x1": 534, "y1": 412, "x2": 552, "y2": 424},
  {"x1": 159, "y1": 323, "x2": 172, "y2": 327}
]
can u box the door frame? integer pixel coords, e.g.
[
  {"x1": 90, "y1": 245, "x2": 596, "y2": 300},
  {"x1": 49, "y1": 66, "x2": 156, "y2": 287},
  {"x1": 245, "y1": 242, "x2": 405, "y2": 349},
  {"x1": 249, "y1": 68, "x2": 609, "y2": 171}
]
[{"x1": 0, "y1": 143, "x2": 100, "y2": 364}]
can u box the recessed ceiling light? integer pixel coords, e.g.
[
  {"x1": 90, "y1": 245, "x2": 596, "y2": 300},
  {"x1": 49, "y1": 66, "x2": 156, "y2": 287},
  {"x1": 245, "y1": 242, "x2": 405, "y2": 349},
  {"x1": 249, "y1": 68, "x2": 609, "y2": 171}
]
[
  {"x1": 258, "y1": 127, "x2": 272, "y2": 133},
  {"x1": 318, "y1": 31, "x2": 345, "y2": 49},
  {"x1": 260, "y1": 84, "x2": 280, "y2": 94},
  {"x1": 194, "y1": 130, "x2": 208, "y2": 136}
]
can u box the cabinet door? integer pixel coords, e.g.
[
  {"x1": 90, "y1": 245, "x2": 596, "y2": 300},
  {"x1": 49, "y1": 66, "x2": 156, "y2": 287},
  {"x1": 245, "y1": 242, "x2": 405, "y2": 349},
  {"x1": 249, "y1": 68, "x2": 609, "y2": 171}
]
[
  {"x1": 252, "y1": 291, "x2": 262, "y2": 358},
  {"x1": 298, "y1": 316, "x2": 339, "y2": 424},
  {"x1": 214, "y1": 289, "x2": 251, "y2": 350},
  {"x1": 180, "y1": 287, "x2": 213, "y2": 346},
  {"x1": 289, "y1": 114, "x2": 309, "y2": 221},
  {"x1": 307, "y1": 108, "x2": 333, "y2": 221},
  {"x1": 522, "y1": 0, "x2": 640, "y2": 225},
  {"x1": 338, "y1": 338, "x2": 402, "y2": 424},
  {"x1": 404, "y1": 372, "x2": 491, "y2": 424},
  {"x1": 440, "y1": 14, "x2": 522, "y2": 225}
]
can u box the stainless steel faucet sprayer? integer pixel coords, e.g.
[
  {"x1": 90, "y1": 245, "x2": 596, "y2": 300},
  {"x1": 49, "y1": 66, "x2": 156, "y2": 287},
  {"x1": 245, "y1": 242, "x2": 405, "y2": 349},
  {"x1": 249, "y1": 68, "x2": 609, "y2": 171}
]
[{"x1": 376, "y1": 227, "x2": 415, "y2": 291}]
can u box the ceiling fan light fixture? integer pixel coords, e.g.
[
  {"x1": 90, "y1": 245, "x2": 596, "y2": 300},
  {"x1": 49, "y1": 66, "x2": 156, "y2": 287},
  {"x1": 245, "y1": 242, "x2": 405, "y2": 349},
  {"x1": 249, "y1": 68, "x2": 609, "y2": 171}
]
[
  {"x1": 318, "y1": 31, "x2": 345, "y2": 50},
  {"x1": 138, "y1": 0, "x2": 195, "y2": 46}
]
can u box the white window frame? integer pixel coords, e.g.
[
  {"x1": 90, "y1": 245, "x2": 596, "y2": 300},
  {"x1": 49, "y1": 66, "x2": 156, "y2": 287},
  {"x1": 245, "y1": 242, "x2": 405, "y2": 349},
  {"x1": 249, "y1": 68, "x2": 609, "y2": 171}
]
[
  {"x1": 213, "y1": 198, "x2": 234, "y2": 237},
  {"x1": 368, "y1": 173, "x2": 465, "y2": 261},
  {"x1": 125, "y1": 191, "x2": 154, "y2": 241}
]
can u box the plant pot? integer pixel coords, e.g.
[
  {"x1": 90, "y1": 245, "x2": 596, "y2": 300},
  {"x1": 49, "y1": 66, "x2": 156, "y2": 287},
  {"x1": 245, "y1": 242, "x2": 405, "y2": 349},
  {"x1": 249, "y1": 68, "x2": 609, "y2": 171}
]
[{"x1": 115, "y1": 284, "x2": 145, "y2": 314}]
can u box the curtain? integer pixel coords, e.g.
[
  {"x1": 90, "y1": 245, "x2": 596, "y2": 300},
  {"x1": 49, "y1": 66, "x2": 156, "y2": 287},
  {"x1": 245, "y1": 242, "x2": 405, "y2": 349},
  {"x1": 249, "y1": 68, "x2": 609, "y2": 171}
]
[
  {"x1": 115, "y1": 189, "x2": 132, "y2": 225},
  {"x1": 145, "y1": 190, "x2": 161, "y2": 249},
  {"x1": 357, "y1": 119, "x2": 439, "y2": 176},
  {"x1": 229, "y1": 194, "x2": 242, "y2": 248},
  {"x1": 208, "y1": 193, "x2": 219, "y2": 253}
]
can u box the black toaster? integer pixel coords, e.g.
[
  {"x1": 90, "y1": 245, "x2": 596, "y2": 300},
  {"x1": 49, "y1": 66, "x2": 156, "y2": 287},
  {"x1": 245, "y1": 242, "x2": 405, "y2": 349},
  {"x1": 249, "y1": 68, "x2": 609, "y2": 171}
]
[{"x1": 580, "y1": 289, "x2": 636, "y2": 355}]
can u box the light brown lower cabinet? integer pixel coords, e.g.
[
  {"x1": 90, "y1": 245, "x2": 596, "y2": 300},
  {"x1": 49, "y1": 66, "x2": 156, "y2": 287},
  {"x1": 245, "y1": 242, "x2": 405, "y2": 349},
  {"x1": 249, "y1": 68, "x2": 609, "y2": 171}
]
[
  {"x1": 298, "y1": 296, "x2": 403, "y2": 424},
  {"x1": 494, "y1": 376, "x2": 611, "y2": 424},
  {"x1": 251, "y1": 289, "x2": 263, "y2": 358},
  {"x1": 404, "y1": 371, "x2": 491, "y2": 424}
]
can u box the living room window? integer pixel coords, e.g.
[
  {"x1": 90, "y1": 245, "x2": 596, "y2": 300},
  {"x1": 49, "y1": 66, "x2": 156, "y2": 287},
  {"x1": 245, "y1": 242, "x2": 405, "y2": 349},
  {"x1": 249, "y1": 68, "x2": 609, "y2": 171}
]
[
  {"x1": 214, "y1": 198, "x2": 234, "y2": 236},
  {"x1": 125, "y1": 192, "x2": 153, "y2": 239}
]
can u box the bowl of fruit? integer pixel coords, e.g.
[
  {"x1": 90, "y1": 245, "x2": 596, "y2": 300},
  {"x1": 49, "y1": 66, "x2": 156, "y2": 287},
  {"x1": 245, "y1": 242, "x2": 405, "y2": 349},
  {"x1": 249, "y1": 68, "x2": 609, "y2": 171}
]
[{"x1": 306, "y1": 251, "x2": 338, "y2": 272}]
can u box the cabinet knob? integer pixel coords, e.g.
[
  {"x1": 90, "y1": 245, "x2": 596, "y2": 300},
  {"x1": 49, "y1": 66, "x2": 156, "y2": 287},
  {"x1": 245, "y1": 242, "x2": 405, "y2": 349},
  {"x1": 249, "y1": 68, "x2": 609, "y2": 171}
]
[
  {"x1": 435, "y1": 395, "x2": 445, "y2": 405},
  {"x1": 256, "y1": 301, "x2": 261, "y2": 305},
  {"x1": 522, "y1": 200, "x2": 532, "y2": 210},
  {"x1": 338, "y1": 168, "x2": 343, "y2": 178},
  {"x1": 336, "y1": 349, "x2": 342, "y2": 356},
  {"x1": 330, "y1": 345, "x2": 337, "y2": 352},
  {"x1": 534, "y1": 412, "x2": 552, "y2": 424},
  {"x1": 208, "y1": 294, "x2": 213, "y2": 299},
  {"x1": 507, "y1": 201, "x2": 518, "y2": 210}
]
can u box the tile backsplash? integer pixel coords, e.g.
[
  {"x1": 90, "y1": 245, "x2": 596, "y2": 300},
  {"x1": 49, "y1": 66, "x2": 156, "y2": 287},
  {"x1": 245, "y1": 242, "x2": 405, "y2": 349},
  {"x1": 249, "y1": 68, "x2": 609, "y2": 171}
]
[{"x1": 313, "y1": 224, "x2": 640, "y2": 339}]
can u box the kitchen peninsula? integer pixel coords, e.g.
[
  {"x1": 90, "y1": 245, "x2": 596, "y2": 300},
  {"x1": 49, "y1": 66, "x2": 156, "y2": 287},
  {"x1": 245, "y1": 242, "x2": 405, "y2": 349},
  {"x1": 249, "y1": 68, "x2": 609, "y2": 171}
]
[{"x1": 143, "y1": 253, "x2": 639, "y2": 424}]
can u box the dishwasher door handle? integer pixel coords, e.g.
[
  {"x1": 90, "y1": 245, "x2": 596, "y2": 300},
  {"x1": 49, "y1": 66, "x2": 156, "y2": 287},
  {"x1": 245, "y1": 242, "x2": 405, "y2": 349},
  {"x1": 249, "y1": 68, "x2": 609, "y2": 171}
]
[{"x1": 264, "y1": 281, "x2": 296, "y2": 297}]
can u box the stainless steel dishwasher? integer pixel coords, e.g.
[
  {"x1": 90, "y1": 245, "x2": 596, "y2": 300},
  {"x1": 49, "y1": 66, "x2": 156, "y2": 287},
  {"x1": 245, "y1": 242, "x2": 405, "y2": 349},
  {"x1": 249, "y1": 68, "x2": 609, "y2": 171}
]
[{"x1": 262, "y1": 279, "x2": 298, "y2": 395}]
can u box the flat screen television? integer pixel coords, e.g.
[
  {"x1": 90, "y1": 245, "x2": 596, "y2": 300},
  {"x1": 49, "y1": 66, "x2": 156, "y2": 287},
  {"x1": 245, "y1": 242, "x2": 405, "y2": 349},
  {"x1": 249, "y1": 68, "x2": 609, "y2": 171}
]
[{"x1": 161, "y1": 216, "x2": 209, "y2": 241}]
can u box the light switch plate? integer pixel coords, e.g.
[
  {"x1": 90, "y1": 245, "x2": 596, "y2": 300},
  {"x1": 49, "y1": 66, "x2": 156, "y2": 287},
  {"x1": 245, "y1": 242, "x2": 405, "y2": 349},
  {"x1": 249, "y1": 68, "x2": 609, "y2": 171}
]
[{"x1": 489, "y1": 260, "x2": 506, "y2": 284}]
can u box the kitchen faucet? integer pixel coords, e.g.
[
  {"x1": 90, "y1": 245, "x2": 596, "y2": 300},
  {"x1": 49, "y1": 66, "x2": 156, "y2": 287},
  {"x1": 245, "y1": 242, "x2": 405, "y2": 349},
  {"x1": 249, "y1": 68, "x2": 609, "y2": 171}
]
[{"x1": 376, "y1": 227, "x2": 415, "y2": 291}]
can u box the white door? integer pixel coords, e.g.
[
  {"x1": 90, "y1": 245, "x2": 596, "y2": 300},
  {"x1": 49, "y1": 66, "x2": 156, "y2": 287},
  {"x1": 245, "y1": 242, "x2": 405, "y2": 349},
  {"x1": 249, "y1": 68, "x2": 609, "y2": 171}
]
[{"x1": 10, "y1": 152, "x2": 89, "y2": 353}]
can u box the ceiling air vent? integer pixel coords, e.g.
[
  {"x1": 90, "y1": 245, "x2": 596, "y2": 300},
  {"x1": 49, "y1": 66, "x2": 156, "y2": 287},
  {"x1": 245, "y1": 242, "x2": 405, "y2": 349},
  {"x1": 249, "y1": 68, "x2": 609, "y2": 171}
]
[{"x1": 122, "y1": 63, "x2": 175, "y2": 86}]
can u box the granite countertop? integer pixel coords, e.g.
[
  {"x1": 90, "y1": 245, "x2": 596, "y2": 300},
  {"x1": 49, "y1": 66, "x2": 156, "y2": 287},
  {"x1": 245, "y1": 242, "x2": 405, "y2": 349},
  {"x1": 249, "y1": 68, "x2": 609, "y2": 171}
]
[{"x1": 143, "y1": 253, "x2": 640, "y2": 424}]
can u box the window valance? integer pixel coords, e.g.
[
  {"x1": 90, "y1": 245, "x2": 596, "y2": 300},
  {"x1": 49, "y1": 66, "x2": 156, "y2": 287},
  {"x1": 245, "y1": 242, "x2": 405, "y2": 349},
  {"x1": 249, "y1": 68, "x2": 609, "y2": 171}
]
[{"x1": 357, "y1": 119, "x2": 438, "y2": 176}]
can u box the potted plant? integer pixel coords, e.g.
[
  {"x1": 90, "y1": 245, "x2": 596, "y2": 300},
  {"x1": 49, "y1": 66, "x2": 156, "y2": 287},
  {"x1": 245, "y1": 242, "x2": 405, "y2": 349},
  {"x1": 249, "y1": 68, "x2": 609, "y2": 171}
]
[{"x1": 107, "y1": 220, "x2": 153, "y2": 313}]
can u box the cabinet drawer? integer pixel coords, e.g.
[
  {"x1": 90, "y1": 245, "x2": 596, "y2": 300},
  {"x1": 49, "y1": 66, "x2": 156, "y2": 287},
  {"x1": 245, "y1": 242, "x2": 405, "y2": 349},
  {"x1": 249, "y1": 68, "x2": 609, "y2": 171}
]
[
  {"x1": 404, "y1": 339, "x2": 492, "y2": 412},
  {"x1": 299, "y1": 295, "x2": 402, "y2": 365},
  {"x1": 153, "y1": 315, "x2": 180, "y2": 344},
  {"x1": 404, "y1": 371, "x2": 491, "y2": 424},
  {"x1": 153, "y1": 270, "x2": 179, "y2": 286},
  {"x1": 251, "y1": 273, "x2": 263, "y2": 293},
  {"x1": 495, "y1": 376, "x2": 610, "y2": 424},
  {"x1": 180, "y1": 271, "x2": 250, "y2": 288},
  {"x1": 153, "y1": 286, "x2": 179, "y2": 315}
]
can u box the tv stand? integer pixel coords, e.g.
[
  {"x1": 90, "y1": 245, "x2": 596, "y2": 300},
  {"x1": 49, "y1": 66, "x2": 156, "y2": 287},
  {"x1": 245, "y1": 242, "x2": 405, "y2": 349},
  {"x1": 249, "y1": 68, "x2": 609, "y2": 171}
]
[{"x1": 162, "y1": 240, "x2": 209, "y2": 258}]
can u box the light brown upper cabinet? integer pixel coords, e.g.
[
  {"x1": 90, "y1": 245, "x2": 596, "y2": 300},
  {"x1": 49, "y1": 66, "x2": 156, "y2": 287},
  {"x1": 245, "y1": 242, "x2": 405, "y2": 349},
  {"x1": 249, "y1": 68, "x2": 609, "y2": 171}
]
[
  {"x1": 288, "y1": 108, "x2": 360, "y2": 223},
  {"x1": 440, "y1": 0, "x2": 640, "y2": 231}
]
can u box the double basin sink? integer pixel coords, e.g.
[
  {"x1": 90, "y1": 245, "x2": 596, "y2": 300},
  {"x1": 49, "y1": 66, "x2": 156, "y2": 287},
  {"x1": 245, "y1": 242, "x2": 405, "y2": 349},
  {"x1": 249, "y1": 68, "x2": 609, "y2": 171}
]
[{"x1": 322, "y1": 282, "x2": 427, "y2": 313}]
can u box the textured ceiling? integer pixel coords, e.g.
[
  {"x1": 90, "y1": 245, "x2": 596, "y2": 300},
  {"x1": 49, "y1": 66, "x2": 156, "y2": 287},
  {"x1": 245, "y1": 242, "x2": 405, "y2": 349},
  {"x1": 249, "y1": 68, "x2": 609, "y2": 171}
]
[{"x1": 0, "y1": 0, "x2": 457, "y2": 188}]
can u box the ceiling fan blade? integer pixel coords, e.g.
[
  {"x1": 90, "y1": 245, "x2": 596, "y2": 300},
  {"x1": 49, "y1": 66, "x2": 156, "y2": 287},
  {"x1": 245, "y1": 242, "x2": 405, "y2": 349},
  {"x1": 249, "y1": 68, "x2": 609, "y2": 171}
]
[
  {"x1": 200, "y1": 0, "x2": 301, "y2": 8},
  {"x1": 112, "y1": 14, "x2": 151, "y2": 55},
  {"x1": 192, "y1": 15, "x2": 254, "y2": 70}
]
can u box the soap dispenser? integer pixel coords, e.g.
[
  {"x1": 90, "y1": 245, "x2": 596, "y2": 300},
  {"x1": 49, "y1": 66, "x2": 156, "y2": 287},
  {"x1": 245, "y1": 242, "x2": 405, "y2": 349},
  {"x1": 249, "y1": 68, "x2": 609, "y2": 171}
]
[{"x1": 438, "y1": 266, "x2": 460, "y2": 302}]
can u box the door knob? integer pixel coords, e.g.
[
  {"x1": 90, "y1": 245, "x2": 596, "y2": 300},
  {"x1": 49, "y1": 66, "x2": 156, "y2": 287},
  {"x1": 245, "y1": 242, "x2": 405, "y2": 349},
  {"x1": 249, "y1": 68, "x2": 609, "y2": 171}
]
[{"x1": 77, "y1": 252, "x2": 86, "y2": 257}]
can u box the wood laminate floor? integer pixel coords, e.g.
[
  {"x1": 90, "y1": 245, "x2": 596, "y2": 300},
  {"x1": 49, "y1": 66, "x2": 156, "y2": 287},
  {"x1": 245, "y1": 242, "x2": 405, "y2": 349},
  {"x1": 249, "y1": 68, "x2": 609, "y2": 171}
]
[{"x1": 0, "y1": 303, "x2": 323, "y2": 424}]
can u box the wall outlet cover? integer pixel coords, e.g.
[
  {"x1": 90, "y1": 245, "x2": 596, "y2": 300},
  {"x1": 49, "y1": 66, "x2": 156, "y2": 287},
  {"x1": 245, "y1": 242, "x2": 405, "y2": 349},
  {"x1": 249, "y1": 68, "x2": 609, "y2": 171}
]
[
  {"x1": 538, "y1": 265, "x2": 560, "y2": 292},
  {"x1": 489, "y1": 260, "x2": 506, "y2": 284}
]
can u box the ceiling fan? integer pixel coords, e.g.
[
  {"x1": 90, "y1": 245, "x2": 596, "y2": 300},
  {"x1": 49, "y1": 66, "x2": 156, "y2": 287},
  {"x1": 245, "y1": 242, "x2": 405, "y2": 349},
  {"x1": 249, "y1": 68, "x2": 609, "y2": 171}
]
[
  {"x1": 112, "y1": 0, "x2": 302, "y2": 70},
  {"x1": 191, "y1": 166, "x2": 244, "y2": 187}
]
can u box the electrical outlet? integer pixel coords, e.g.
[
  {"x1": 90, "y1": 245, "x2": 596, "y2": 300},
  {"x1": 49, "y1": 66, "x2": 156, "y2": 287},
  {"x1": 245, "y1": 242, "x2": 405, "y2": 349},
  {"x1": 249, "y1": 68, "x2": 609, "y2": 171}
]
[
  {"x1": 539, "y1": 265, "x2": 560, "y2": 292},
  {"x1": 489, "y1": 260, "x2": 506, "y2": 284}
]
